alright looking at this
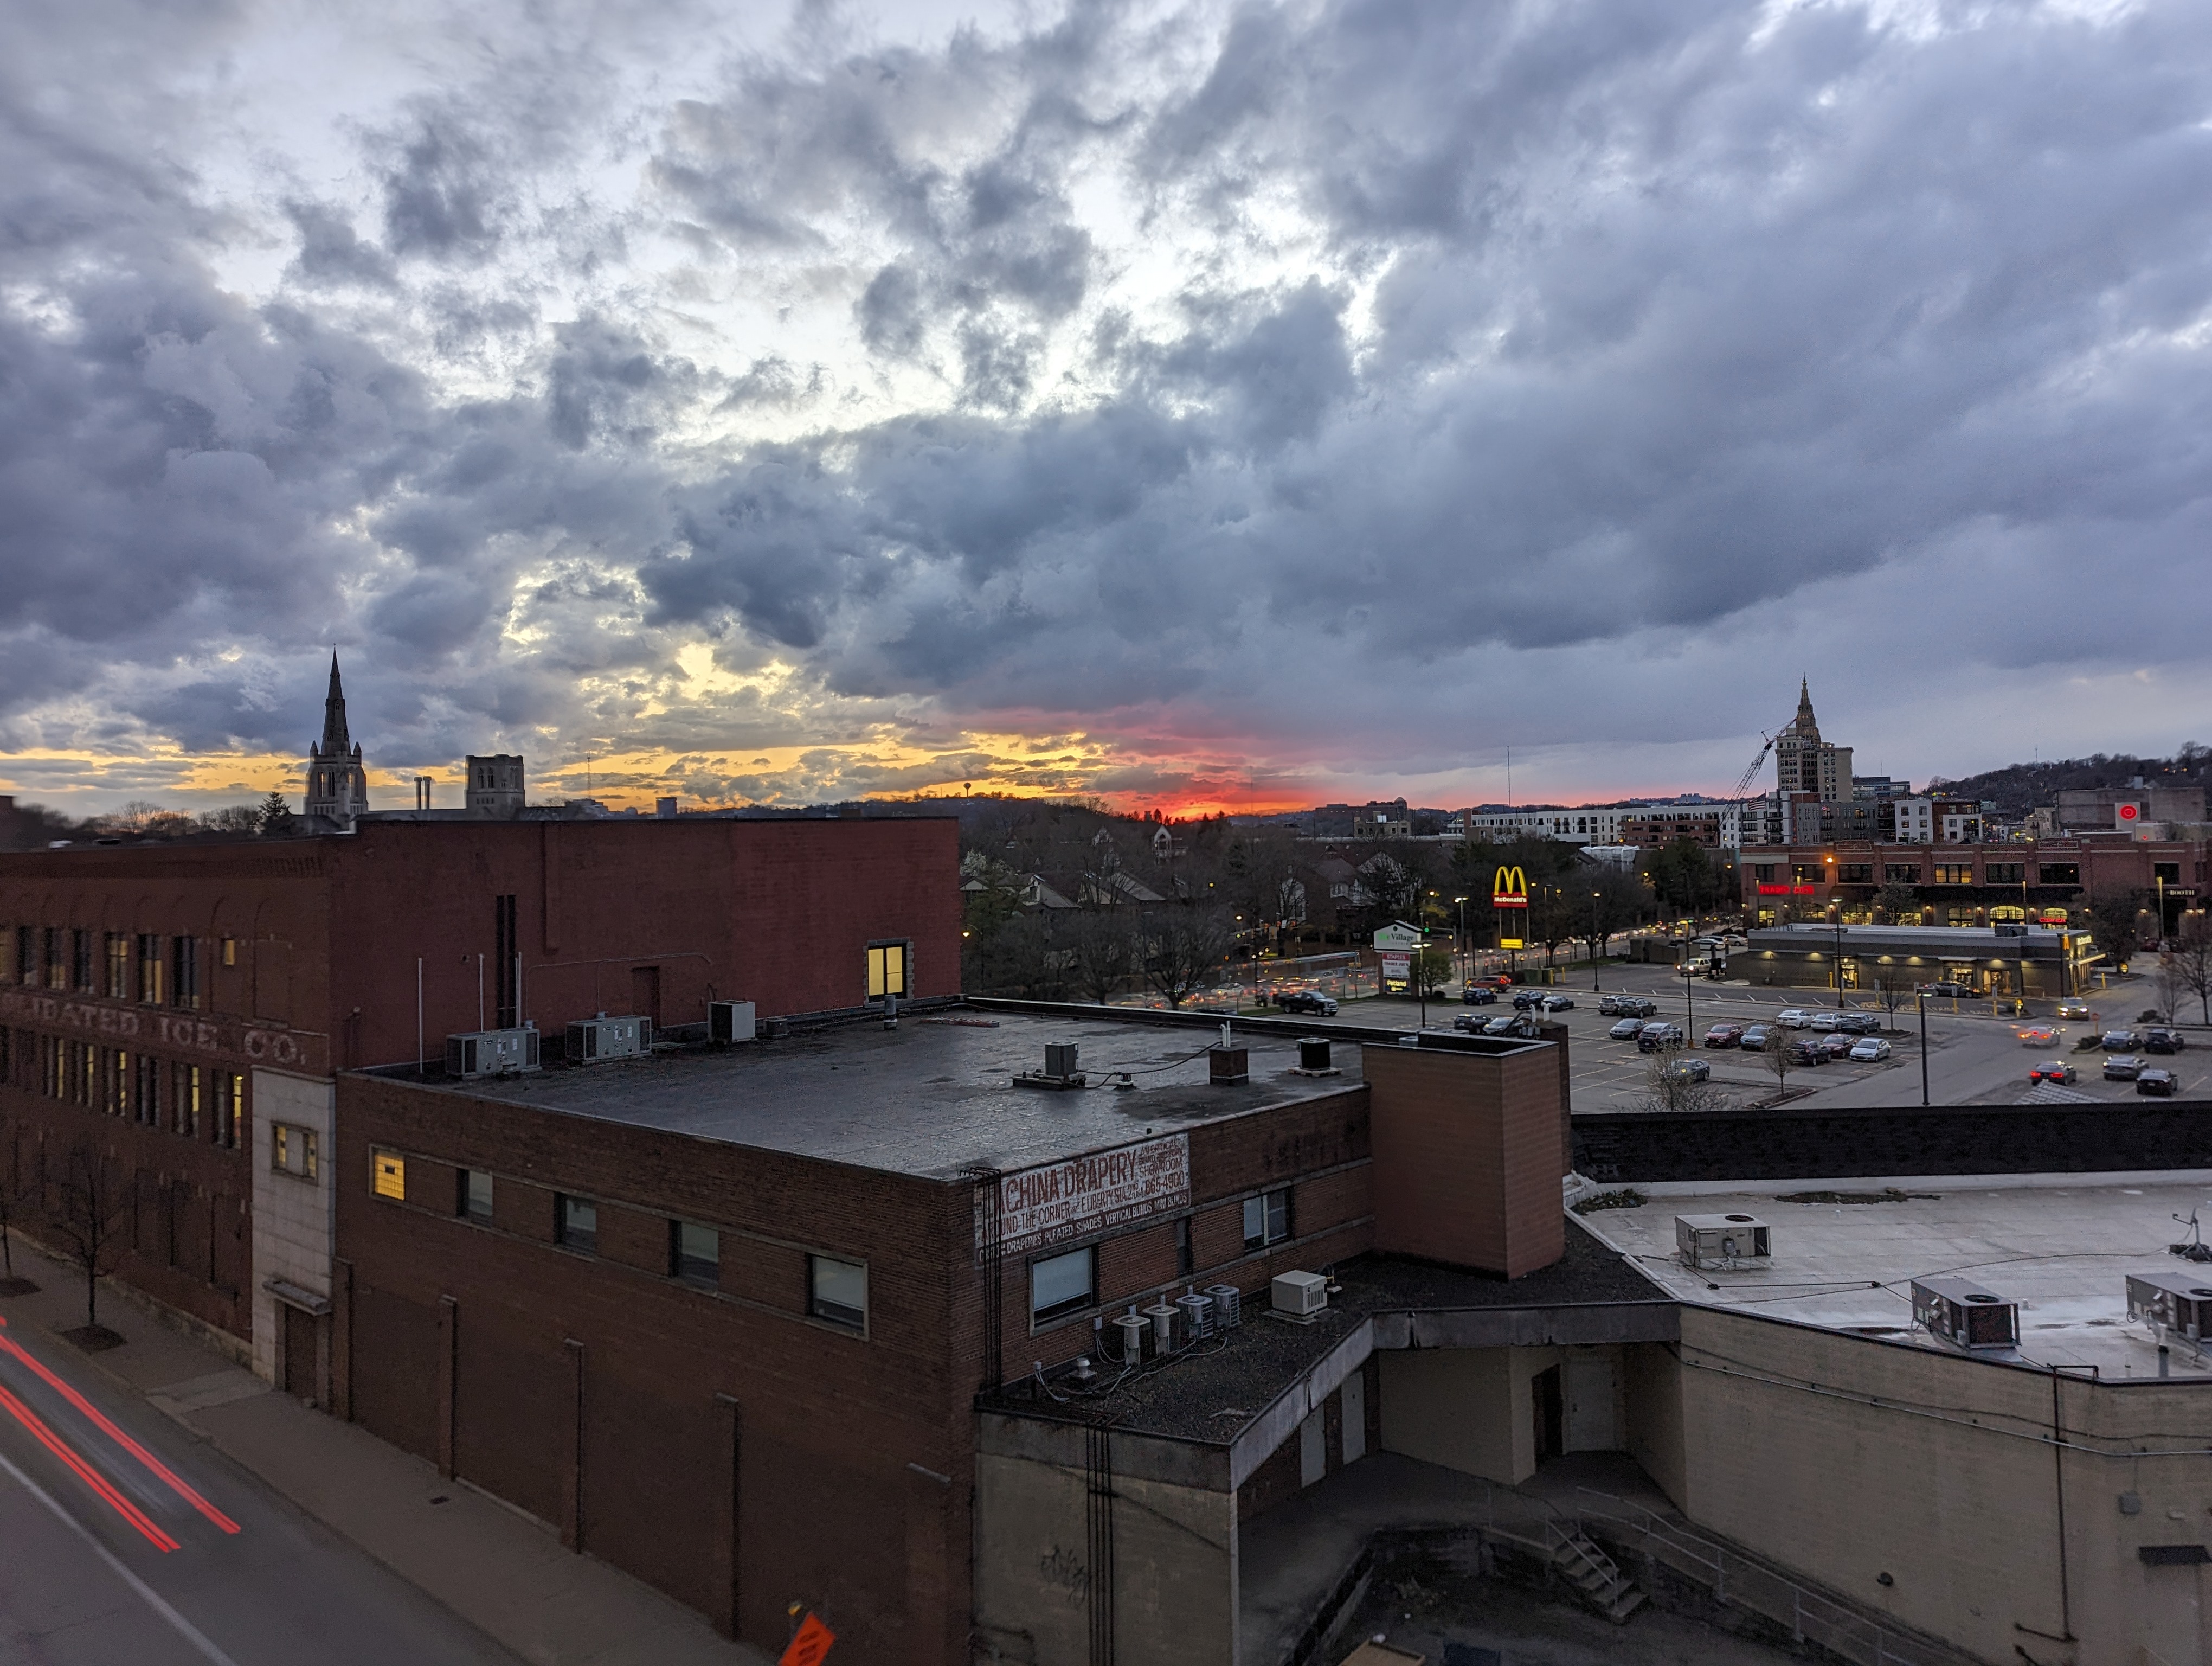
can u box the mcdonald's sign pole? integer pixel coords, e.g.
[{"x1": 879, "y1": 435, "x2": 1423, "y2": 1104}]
[{"x1": 1493, "y1": 864, "x2": 1528, "y2": 978}]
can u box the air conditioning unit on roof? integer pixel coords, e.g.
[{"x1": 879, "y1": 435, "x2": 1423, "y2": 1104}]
[
  {"x1": 1912, "y1": 1276, "x2": 2018, "y2": 1351},
  {"x1": 1674, "y1": 1214, "x2": 1771, "y2": 1269},
  {"x1": 565, "y1": 1014, "x2": 651, "y2": 1063},
  {"x1": 708, "y1": 1000, "x2": 756, "y2": 1044},
  {"x1": 447, "y1": 1027, "x2": 541, "y2": 1078},
  {"x1": 2128, "y1": 1271, "x2": 2212, "y2": 1343},
  {"x1": 1272, "y1": 1270, "x2": 1328, "y2": 1317}
]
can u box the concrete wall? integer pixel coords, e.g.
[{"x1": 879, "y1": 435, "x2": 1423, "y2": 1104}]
[
  {"x1": 1654, "y1": 1305, "x2": 2212, "y2": 1666},
  {"x1": 1379, "y1": 1344, "x2": 1622, "y2": 1484},
  {"x1": 973, "y1": 1433, "x2": 1236, "y2": 1666},
  {"x1": 250, "y1": 1068, "x2": 333, "y2": 1386}
]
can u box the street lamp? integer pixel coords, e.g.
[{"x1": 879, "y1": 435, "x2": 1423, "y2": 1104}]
[
  {"x1": 1591, "y1": 890, "x2": 1603, "y2": 991},
  {"x1": 1917, "y1": 985, "x2": 1930, "y2": 1107},
  {"x1": 1454, "y1": 895, "x2": 1470, "y2": 985}
]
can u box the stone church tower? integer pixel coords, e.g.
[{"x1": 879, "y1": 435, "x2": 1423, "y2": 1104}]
[{"x1": 304, "y1": 653, "x2": 370, "y2": 827}]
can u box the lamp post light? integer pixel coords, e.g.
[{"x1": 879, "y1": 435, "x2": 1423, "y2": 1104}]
[
  {"x1": 1918, "y1": 986, "x2": 1931, "y2": 1107},
  {"x1": 1455, "y1": 895, "x2": 1470, "y2": 984},
  {"x1": 1591, "y1": 890, "x2": 1603, "y2": 991}
]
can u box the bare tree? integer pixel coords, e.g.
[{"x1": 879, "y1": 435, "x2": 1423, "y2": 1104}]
[
  {"x1": 1412, "y1": 945, "x2": 1454, "y2": 996},
  {"x1": 1066, "y1": 910, "x2": 1135, "y2": 1004},
  {"x1": 1636, "y1": 1047, "x2": 1729, "y2": 1113},
  {"x1": 1873, "y1": 880, "x2": 1922, "y2": 925},
  {"x1": 1140, "y1": 905, "x2": 1233, "y2": 1009},
  {"x1": 198, "y1": 803, "x2": 265, "y2": 834},
  {"x1": 0, "y1": 1136, "x2": 31, "y2": 1293},
  {"x1": 2167, "y1": 918, "x2": 2212, "y2": 1026},
  {"x1": 45, "y1": 1139, "x2": 133, "y2": 1335},
  {"x1": 2151, "y1": 955, "x2": 2185, "y2": 1026},
  {"x1": 1763, "y1": 1037, "x2": 1798, "y2": 1106}
]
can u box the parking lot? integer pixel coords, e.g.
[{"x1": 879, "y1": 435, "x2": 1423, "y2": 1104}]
[{"x1": 1326, "y1": 964, "x2": 2207, "y2": 1112}]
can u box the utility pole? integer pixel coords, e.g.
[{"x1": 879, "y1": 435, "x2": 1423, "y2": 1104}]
[{"x1": 1918, "y1": 989, "x2": 1931, "y2": 1107}]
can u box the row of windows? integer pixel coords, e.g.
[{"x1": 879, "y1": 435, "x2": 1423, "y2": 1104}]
[
  {"x1": 5, "y1": 927, "x2": 227, "y2": 1009},
  {"x1": 1759, "y1": 862, "x2": 2093, "y2": 887},
  {"x1": 369, "y1": 1150, "x2": 872, "y2": 1331},
  {"x1": 4, "y1": 1029, "x2": 242, "y2": 1146},
  {"x1": 1026, "y1": 1186, "x2": 1295, "y2": 1326}
]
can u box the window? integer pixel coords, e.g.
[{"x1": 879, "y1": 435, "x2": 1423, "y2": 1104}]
[
  {"x1": 173, "y1": 1063, "x2": 201, "y2": 1137},
  {"x1": 558, "y1": 1194, "x2": 598, "y2": 1253},
  {"x1": 105, "y1": 933, "x2": 130, "y2": 999},
  {"x1": 2155, "y1": 862, "x2": 2183, "y2": 885},
  {"x1": 1883, "y1": 865, "x2": 1920, "y2": 883},
  {"x1": 133, "y1": 1054, "x2": 160, "y2": 1125},
  {"x1": 460, "y1": 1169, "x2": 494, "y2": 1222},
  {"x1": 72, "y1": 930, "x2": 93, "y2": 992},
  {"x1": 865, "y1": 943, "x2": 907, "y2": 1001},
  {"x1": 220, "y1": 937, "x2": 237, "y2": 969},
  {"x1": 1792, "y1": 865, "x2": 1827, "y2": 884},
  {"x1": 1984, "y1": 863, "x2": 2025, "y2": 885},
  {"x1": 1989, "y1": 905, "x2": 2026, "y2": 922},
  {"x1": 104, "y1": 1049, "x2": 128, "y2": 1117},
  {"x1": 14, "y1": 926, "x2": 31, "y2": 985},
  {"x1": 214, "y1": 1072, "x2": 243, "y2": 1148},
  {"x1": 2039, "y1": 864, "x2": 2080, "y2": 886},
  {"x1": 493, "y1": 895, "x2": 519, "y2": 1028},
  {"x1": 44, "y1": 927, "x2": 64, "y2": 990},
  {"x1": 1243, "y1": 1188, "x2": 1292, "y2": 1251},
  {"x1": 1944, "y1": 907, "x2": 1977, "y2": 927},
  {"x1": 1030, "y1": 1246, "x2": 1096, "y2": 1324},
  {"x1": 1836, "y1": 864, "x2": 1874, "y2": 885},
  {"x1": 810, "y1": 1255, "x2": 867, "y2": 1329},
  {"x1": 372, "y1": 1149, "x2": 406, "y2": 1200},
  {"x1": 171, "y1": 937, "x2": 200, "y2": 1011},
  {"x1": 672, "y1": 1220, "x2": 719, "y2": 1286},
  {"x1": 136, "y1": 935, "x2": 165, "y2": 1004},
  {"x1": 1932, "y1": 864, "x2": 1972, "y2": 885},
  {"x1": 271, "y1": 1123, "x2": 319, "y2": 1181}
]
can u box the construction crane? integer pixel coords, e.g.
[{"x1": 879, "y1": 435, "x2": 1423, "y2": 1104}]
[{"x1": 1729, "y1": 731, "x2": 1778, "y2": 810}]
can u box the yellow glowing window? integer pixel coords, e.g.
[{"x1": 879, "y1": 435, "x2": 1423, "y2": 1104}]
[
  {"x1": 372, "y1": 1149, "x2": 406, "y2": 1201},
  {"x1": 866, "y1": 943, "x2": 906, "y2": 999}
]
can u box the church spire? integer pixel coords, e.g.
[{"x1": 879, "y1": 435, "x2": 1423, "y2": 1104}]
[
  {"x1": 320, "y1": 652, "x2": 352, "y2": 755},
  {"x1": 1795, "y1": 676, "x2": 1815, "y2": 729}
]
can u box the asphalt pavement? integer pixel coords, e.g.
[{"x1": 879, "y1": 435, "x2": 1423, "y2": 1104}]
[
  {"x1": 0, "y1": 1306, "x2": 517, "y2": 1666},
  {"x1": 1329, "y1": 963, "x2": 2205, "y2": 1112}
]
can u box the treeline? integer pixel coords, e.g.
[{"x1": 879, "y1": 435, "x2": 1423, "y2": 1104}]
[
  {"x1": 1930, "y1": 742, "x2": 2207, "y2": 818},
  {"x1": 0, "y1": 794, "x2": 295, "y2": 851}
]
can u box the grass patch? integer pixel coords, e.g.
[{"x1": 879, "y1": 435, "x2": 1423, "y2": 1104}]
[
  {"x1": 1772, "y1": 1187, "x2": 1941, "y2": 1205},
  {"x1": 1572, "y1": 1188, "x2": 1647, "y2": 1214}
]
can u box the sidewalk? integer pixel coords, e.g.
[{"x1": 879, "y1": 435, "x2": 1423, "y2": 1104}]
[{"x1": 0, "y1": 1238, "x2": 770, "y2": 1666}]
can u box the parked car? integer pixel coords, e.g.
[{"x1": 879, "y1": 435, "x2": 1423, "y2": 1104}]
[
  {"x1": 1817, "y1": 1031, "x2": 1857, "y2": 1060},
  {"x1": 1461, "y1": 984, "x2": 1497, "y2": 1006},
  {"x1": 1808, "y1": 1011, "x2": 1842, "y2": 1031},
  {"x1": 1609, "y1": 1017, "x2": 1648, "y2": 1040},
  {"x1": 1637, "y1": 1023, "x2": 1687, "y2": 1053},
  {"x1": 1619, "y1": 996, "x2": 1658, "y2": 1018},
  {"x1": 1921, "y1": 981, "x2": 1971, "y2": 998},
  {"x1": 2055, "y1": 1000, "x2": 2093, "y2": 1020},
  {"x1": 1538, "y1": 994, "x2": 1575, "y2": 1012},
  {"x1": 1512, "y1": 989, "x2": 1546, "y2": 1010},
  {"x1": 1776, "y1": 1009, "x2": 1813, "y2": 1028},
  {"x1": 1662, "y1": 1057, "x2": 1713, "y2": 1084},
  {"x1": 1703, "y1": 1024, "x2": 1744, "y2": 1049},
  {"x1": 1785, "y1": 1039, "x2": 1828, "y2": 1065},
  {"x1": 1452, "y1": 1012, "x2": 1490, "y2": 1033},
  {"x1": 2145, "y1": 1028, "x2": 2187, "y2": 1055},
  {"x1": 1834, "y1": 1013, "x2": 1881, "y2": 1036},
  {"x1": 1848, "y1": 1037, "x2": 1893, "y2": 1063},
  {"x1": 2104, "y1": 1054, "x2": 2145, "y2": 1081},
  {"x1": 1599, "y1": 993, "x2": 1633, "y2": 1015},
  {"x1": 2101, "y1": 1030, "x2": 2141, "y2": 1052},
  {"x1": 2028, "y1": 1061, "x2": 2078, "y2": 1085},
  {"x1": 1739, "y1": 1024, "x2": 1774, "y2": 1051},
  {"x1": 1482, "y1": 1015, "x2": 1521, "y2": 1036},
  {"x1": 1275, "y1": 989, "x2": 1338, "y2": 1016},
  {"x1": 2138, "y1": 1068, "x2": 2179, "y2": 1097}
]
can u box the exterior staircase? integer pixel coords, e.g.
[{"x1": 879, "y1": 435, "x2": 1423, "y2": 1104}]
[{"x1": 1549, "y1": 1527, "x2": 1648, "y2": 1623}]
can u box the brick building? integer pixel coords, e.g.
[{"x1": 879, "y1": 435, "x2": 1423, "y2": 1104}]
[
  {"x1": 329, "y1": 1011, "x2": 1589, "y2": 1665},
  {"x1": 0, "y1": 817, "x2": 960, "y2": 1385}
]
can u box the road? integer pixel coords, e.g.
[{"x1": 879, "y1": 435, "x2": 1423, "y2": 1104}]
[
  {"x1": 1333, "y1": 965, "x2": 2207, "y2": 1112},
  {"x1": 0, "y1": 1313, "x2": 517, "y2": 1666}
]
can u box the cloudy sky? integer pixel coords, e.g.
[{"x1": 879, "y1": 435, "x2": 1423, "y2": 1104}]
[{"x1": 3, "y1": 0, "x2": 2207, "y2": 817}]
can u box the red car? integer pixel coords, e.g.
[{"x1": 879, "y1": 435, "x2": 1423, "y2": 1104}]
[{"x1": 1703, "y1": 1024, "x2": 1745, "y2": 1049}]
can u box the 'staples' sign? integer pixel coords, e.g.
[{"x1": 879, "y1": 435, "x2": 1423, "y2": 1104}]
[{"x1": 982, "y1": 1134, "x2": 1191, "y2": 1259}]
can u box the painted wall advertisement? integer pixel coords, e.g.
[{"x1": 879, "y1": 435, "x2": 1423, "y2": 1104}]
[{"x1": 980, "y1": 1133, "x2": 1192, "y2": 1259}]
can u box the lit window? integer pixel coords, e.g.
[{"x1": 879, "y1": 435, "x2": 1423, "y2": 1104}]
[
  {"x1": 136, "y1": 934, "x2": 165, "y2": 1004},
  {"x1": 809, "y1": 1254, "x2": 867, "y2": 1330},
  {"x1": 220, "y1": 937, "x2": 238, "y2": 968},
  {"x1": 214, "y1": 1072, "x2": 243, "y2": 1148},
  {"x1": 105, "y1": 933, "x2": 130, "y2": 999},
  {"x1": 865, "y1": 943, "x2": 908, "y2": 1001},
  {"x1": 558, "y1": 1195, "x2": 597, "y2": 1254},
  {"x1": 1030, "y1": 1246, "x2": 1095, "y2": 1324},
  {"x1": 372, "y1": 1149, "x2": 406, "y2": 1201},
  {"x1": 271, "y1": 1123, "x2": 319, "y2": 1181},
  {"x1": 1243, "y1": 1188, "x2": 1292, "y2": 1251},
  {"x1": 673, "y1": 1220, "x2": 719, "y2": 1286}
]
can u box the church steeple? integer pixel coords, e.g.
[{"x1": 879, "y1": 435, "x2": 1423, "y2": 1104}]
[
  {"x1": 304, "y1": 652, "x2": 369, "y2": 827},
  {"x1": 1795, "y1": 676, "x2": 1816, "y2": 730},
  {"x1": 320, "y1": 652, "x2": 352, "y2": 755}
]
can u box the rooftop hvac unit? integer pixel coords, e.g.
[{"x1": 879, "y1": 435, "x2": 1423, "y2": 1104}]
[
  {"x1": 1294, "y1": 1037, "x2": 1338, "y2": 1076},
  {"x1": 1142, "y1": 1300, "x2": 1182, "y2": 1356},
  {"x1": 446, "y1": 1026, "x2": 541, "y2": 1079},
  {"x1": 1272, "y1": 1270, "x2": 1329, "y2": 1317},
  {"x1": 1912, "y1": 1276, "x2": 2019, "y2": 1351},
  {"x1": 1014, "y1": 1043, "x2": 1085, "y2": 1091},
  {"x1": 1111, "y1": 1309, "x2": 1149, "y2": 1363},
  {"x1": 1674, "y1": 1214, "x2": 1771, "y2": 1270},
  {"x1": 1175, "y1": 1289, "x2": 1214, "y2": 1341},
  {"x1": 1204, "y1": 1283, "x2": 1244, "y2": 1329},
  {"x1": 2127, "y1": 1271, "x2": 2212, "y2": 1341},
  {"x1": 564, "y1": 1014, "x2": 651, "y2": 1063},
  {"x1": 708, "y1": 1001, "x2": 756, "y2": 1045},
  {"x1": 1210, "y1": 1046, "x2": 1250, "y2": 1085}
]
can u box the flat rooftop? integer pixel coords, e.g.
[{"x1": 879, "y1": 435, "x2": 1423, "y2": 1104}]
[
  {"x1": 439, "y1": 1010, "x2": 1423, "y2": 1181},
  {"x1": 1577, "y1": 1174, "x2": 2212, "y2": 1378}
]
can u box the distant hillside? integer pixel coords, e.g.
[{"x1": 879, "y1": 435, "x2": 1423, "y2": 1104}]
[{"x1": 1930, "y1": 743, "x2": 2207, "y2": 818}]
